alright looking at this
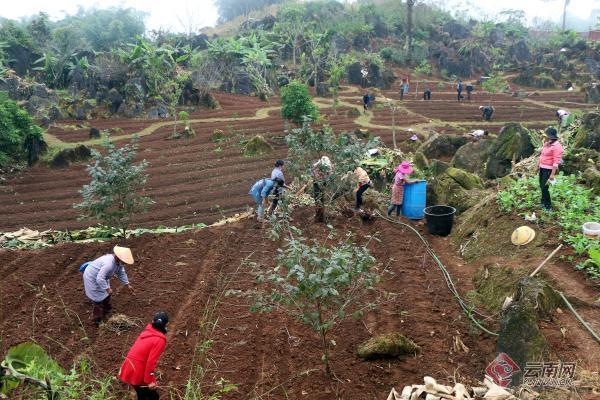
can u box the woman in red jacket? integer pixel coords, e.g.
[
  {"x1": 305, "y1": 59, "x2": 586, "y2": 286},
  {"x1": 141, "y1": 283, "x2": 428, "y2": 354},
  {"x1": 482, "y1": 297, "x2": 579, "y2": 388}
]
[{"x1": 118, "y1": 312, "x2": 169, "y2": 400}]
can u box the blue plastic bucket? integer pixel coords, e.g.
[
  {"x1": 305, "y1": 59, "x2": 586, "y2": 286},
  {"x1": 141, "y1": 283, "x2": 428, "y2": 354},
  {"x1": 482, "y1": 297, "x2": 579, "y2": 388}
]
[{"x1": 402, "y1": 180, "x2": 426, "y2": 219}]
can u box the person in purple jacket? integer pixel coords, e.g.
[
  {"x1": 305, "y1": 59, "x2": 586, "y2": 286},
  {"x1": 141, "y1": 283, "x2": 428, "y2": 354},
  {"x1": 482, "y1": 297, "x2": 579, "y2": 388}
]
[{"x1": 82, "y1": 245, "x2": 135, "y2": 325}]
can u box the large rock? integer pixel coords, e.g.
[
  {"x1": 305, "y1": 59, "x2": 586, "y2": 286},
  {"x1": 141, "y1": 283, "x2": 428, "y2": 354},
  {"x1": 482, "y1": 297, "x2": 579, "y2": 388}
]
[
  {"x1": 428, "y1": 169, "x2": 485, "y2": 213},
  {"x1": 446, "y1": 167, "x2": 483, "y2": 190},
  {"x1": 50, "y1": 145, "x2": 92, "y2": 168},
  {"x1": 418, "y1": 133, "x2": 467, "y2": 159},
  {"x1": 584, "y1": 82, "x2": 600, "y2": 104},
  {"x1": 146, "y1": 99, "x2": 169, "y2": 119},
  {"x1": 357, "y1": 333, "x2": 419, "y2": 360},
  {"x1": 117, "y1": 101, "x2": 144, "y2": 118},
  {"x1": 107, "y1": 88, "x2": 123, "y2": 114},
  {"x1": 507, "y1": 40, "x2": 531, "y2": 63},
  {"x1": 442, "y1": 21, "x2": 470, "y2": 39},
  {"x1": 485, "y1": 123, "x2": 534, "y2": 179},
  {"x1": 497, "y1": 277, "x2": 560, "y2": 386},
  {"x1": 574, "y1": 112, "x2": 600, "y2": 150},
  {"x1": 583, "y1": 166, "x2": 600, "y2": 195},
  {"x1": 452, "y1": 140, "x2": 494, "y2": 174}
]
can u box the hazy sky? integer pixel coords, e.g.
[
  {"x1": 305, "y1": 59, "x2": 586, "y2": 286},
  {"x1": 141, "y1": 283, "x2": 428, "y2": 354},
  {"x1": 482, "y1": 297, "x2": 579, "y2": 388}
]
[{"x1": 1, "y1": 0, "x2": 598, "y2": 33}]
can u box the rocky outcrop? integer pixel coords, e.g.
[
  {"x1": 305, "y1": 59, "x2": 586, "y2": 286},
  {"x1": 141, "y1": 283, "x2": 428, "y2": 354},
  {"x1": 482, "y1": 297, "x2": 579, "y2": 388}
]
[
  {"x1": 584, "y1": 83, "x2": 600, "y2": 104},
  {"x1": 497, "y1": 277, "x2": 560, "y2": 386},
  {"x1": 428, "y1": 167, "x2": 484, "y2": 213},
  {"x1": 50, "y1": 145, "x2": 92, "y2": 168},
  {"x1": 485, "y1": 123, "x2": 534, "y2": 179},
  {"x1": 346, "y1": 62, "x2": 396, "y2": 89},
  {"x1": 452, "y1": 139, "x2": 494, "y2": 174},
  {"x1": 574, "y1": 112, "x2": 600, "y2": 150},
  {"x1": 418, "y1": 133, "x2": 467, "y2": 160}
]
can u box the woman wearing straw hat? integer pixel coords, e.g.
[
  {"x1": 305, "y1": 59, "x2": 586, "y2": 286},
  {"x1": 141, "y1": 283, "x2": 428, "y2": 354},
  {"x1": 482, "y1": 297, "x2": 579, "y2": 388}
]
[
  {"x1": 387, "y1": 161, "x2": 417, "y2": 217},
  {"x1": 539, "y1": 127, "x2": 564, "y2": 211},
  {"x1": 82, "y1": 245, "x2": 135, "y2": 325}
]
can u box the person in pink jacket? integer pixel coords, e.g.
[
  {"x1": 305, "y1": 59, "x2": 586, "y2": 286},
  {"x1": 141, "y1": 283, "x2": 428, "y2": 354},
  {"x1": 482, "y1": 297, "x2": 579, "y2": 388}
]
[{"x1": 539, "y1": 127, "x2": 564, "y2": 211}]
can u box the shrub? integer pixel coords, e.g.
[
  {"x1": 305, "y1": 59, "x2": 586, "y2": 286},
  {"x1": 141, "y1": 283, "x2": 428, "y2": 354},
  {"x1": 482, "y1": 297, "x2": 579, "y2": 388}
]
[
  {"x1": 252, "y1": 228, "x2": 379, "y2": 375},
  {"x1": 414, "y1": 60, "x2": 432, "y2": 76},
  {"x1": 280, "y1": 80, "x2": 318, "y2": 124},
  {"x1": 0, "y1": 92, "x2": 45, "y2": 167},
  {"x1": 481, "y1": 74, "x2": 509, "y2": 93},
  {"x1": 74, "y1": 135, "x2": 153, "y2": 238}
]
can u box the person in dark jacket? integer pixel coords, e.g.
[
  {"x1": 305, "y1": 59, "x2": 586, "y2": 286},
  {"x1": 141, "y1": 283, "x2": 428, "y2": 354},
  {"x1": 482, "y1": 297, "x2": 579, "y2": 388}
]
[
  {"x1": 466, "y1": 83, "x2": 474, "y2": 101},
  {"x1": 362, "y1": 93, "x2": 370, "y2": 113},
  {"x1": 480, "y1": 105, "x2": 494, "y2": 121},
  {"x1": 118, "y1": 312, "x2": 169, "y2": 400},
  {"x1": 423, "y1": 88, "x2": 431, "y2": 100},
  {"x1": 457, "y1": 80, "x2": 464, "y2": 101}
]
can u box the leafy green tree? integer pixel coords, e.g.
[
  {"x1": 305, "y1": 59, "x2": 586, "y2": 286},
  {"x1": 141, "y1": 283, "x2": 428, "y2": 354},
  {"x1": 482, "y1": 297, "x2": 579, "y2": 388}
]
[
  {"x1": 0, "y1": 93, "x2": 44, "y2": 168},
  {"x1": 253, "y1": 228, "x2": 379, "y2": 375},
  {"x1": 58, "y1": 7, "x2": 146, "y2": 51},
  {"x1": 280, "y1": 80, "x2": 318, "y2": 124},
  {"x1": 74, "y1": 136, "x2": 153, "y2": 238}
]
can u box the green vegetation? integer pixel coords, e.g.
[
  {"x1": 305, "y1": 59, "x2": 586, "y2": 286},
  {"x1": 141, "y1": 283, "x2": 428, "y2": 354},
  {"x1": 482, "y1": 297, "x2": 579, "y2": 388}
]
[
  {"x1": 280, "y1": 80, "x2": 318, "y2": 124},
  {"x1": 252, "y1": 227, "x2": 379, "y2": 375},
  {"x1": 498, "y1": 174, "x2": 600, "y2": 278},
  {"x1": 1, "y1": 342, "x2": 116, "y2": 399},
  {"x1": 74, "y1": 135, "x2": 153, "y2": 238},
  {"x1": 0, "y1": 92, "x2": 45, "y2": 168},
  {"x1": 481, "y1": 74, "x2": 509, "y2": 93}
]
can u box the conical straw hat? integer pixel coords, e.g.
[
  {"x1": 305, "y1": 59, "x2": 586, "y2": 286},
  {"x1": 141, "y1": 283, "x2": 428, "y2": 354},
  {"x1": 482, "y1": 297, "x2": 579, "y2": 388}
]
[
  {"x1": 113, "y1": 245, "x2": 134, "y2": 264},
  {"x1": 511, "y1": 226, "x2": 536, "y2": 246}
]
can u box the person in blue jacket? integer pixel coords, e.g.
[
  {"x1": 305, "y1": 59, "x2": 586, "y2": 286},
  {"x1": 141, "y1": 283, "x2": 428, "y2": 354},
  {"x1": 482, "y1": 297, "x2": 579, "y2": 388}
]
[{"x1": 249, "y1": 177, "x2": 284, "y2": 221}]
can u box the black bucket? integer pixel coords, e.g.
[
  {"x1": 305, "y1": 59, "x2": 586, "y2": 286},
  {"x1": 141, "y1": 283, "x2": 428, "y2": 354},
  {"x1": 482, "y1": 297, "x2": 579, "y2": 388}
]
[{"x1": 424, "y1": 205, "x2": 456, "y2": 236}]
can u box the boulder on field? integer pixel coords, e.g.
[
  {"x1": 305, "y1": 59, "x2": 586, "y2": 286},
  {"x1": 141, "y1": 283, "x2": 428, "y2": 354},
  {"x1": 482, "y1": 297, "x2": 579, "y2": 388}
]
[
  {"x1": 89, "y1": 127, "x2": 101, "y2": 139},
  {"x1": 574, "y1": 112, "x2": 600, "y2": 150},
  {"x1": 48, "y1": 105, "x2": 62, "y2": 122},
  {"x1": 50, "y1": 145, "x2": 92, "y2": 168},
  {"x1": 200, "y1": 93, "x2": 219, "y2": 109},
  {"x1": 117, "y1": 101, "x2": 144, "y2": 118},
  {"x1": 485, "y1": 123, "x2": 534, "y2": 179},
  {"x1": 147, "y1": 99, "x2": 169, "y2": 119},
  {"x1": 244, "y1": 135, "x2": 273, "y2": 156},
  {"x1": 429, "y1": 159, "x2": 450, "y2": 176},
  {"x1": 357, "y1": 332, "x2": 419, "y2": 360},
  {"x1": 446, "y1": 167, "x2": 483, "y2": 190},
  {"x1": 497, "y1": 276, "x2": 561, "y2": 386},
  {"x1": 418, "y1": 133, "x2": 467, "y2": 159},
  {"x1": 452, "y1": 140, "x2": 494, "y2": 174}
]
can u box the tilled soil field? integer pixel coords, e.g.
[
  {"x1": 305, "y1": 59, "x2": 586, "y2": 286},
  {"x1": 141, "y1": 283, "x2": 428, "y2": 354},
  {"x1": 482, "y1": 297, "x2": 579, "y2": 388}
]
[
  {"x1": 0, "y1": 209, "x2": 596, "y2": 399},
  {"x1": 2, "y1": 207, "x2": 595, "y2": 399},
  {"x1": 0, "y1": 82, "x2": 594, "y2": 232}
]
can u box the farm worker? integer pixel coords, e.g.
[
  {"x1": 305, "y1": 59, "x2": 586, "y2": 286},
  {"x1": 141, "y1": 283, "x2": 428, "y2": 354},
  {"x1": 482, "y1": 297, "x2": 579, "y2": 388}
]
[
  {"x1": 479, "y1": 105, "x2": 494, "y2": 121},
  {"x1": 556, "y1": 109, "x2": 570, "y2": 126},
  {"x1": 312, "y1": 156, "x2": 334, "y2": 222},
  {"x1": 457, "y1": 80, "x2": 464, "y2": 101},
  {"x1": 539, "y1": 127, "x2": 564, "y2": 211},
  {"x1": 400, "y1": 78, "x2": 409, "y2": 100},
  {"x1": 269, "y1": 159, "x2": 289, "y2": 216},
  {"x1": 249, "y1": 177, "x2": 284, "y2": 221},
  {"x1": 362, "y1": 93, "x2": 370, "y2": 113},
  {"x1": 564, "y1": 81, "x2": 573, "y2": 90},
  {"x1": 467, "y1": 129, "x2": 489, "y2": 140},
  {"x1": 466, "y1": 83, "x2": 474, "y2": 101},
  {"x1": 387, "y1": 161, "x2": 417, "y2": 217},
  {"x1": 423, "y1": 88, "x2": 431, "y2": 100},
  {"x1": 118, "y1": 312, "x2": 169, "y2": 400},
  {"x1": 354, "y1": 166, "x2": 372, "y2": 210},
  {"x1": 82, "y1": 245, "x2": 135, "y2": 325}
]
